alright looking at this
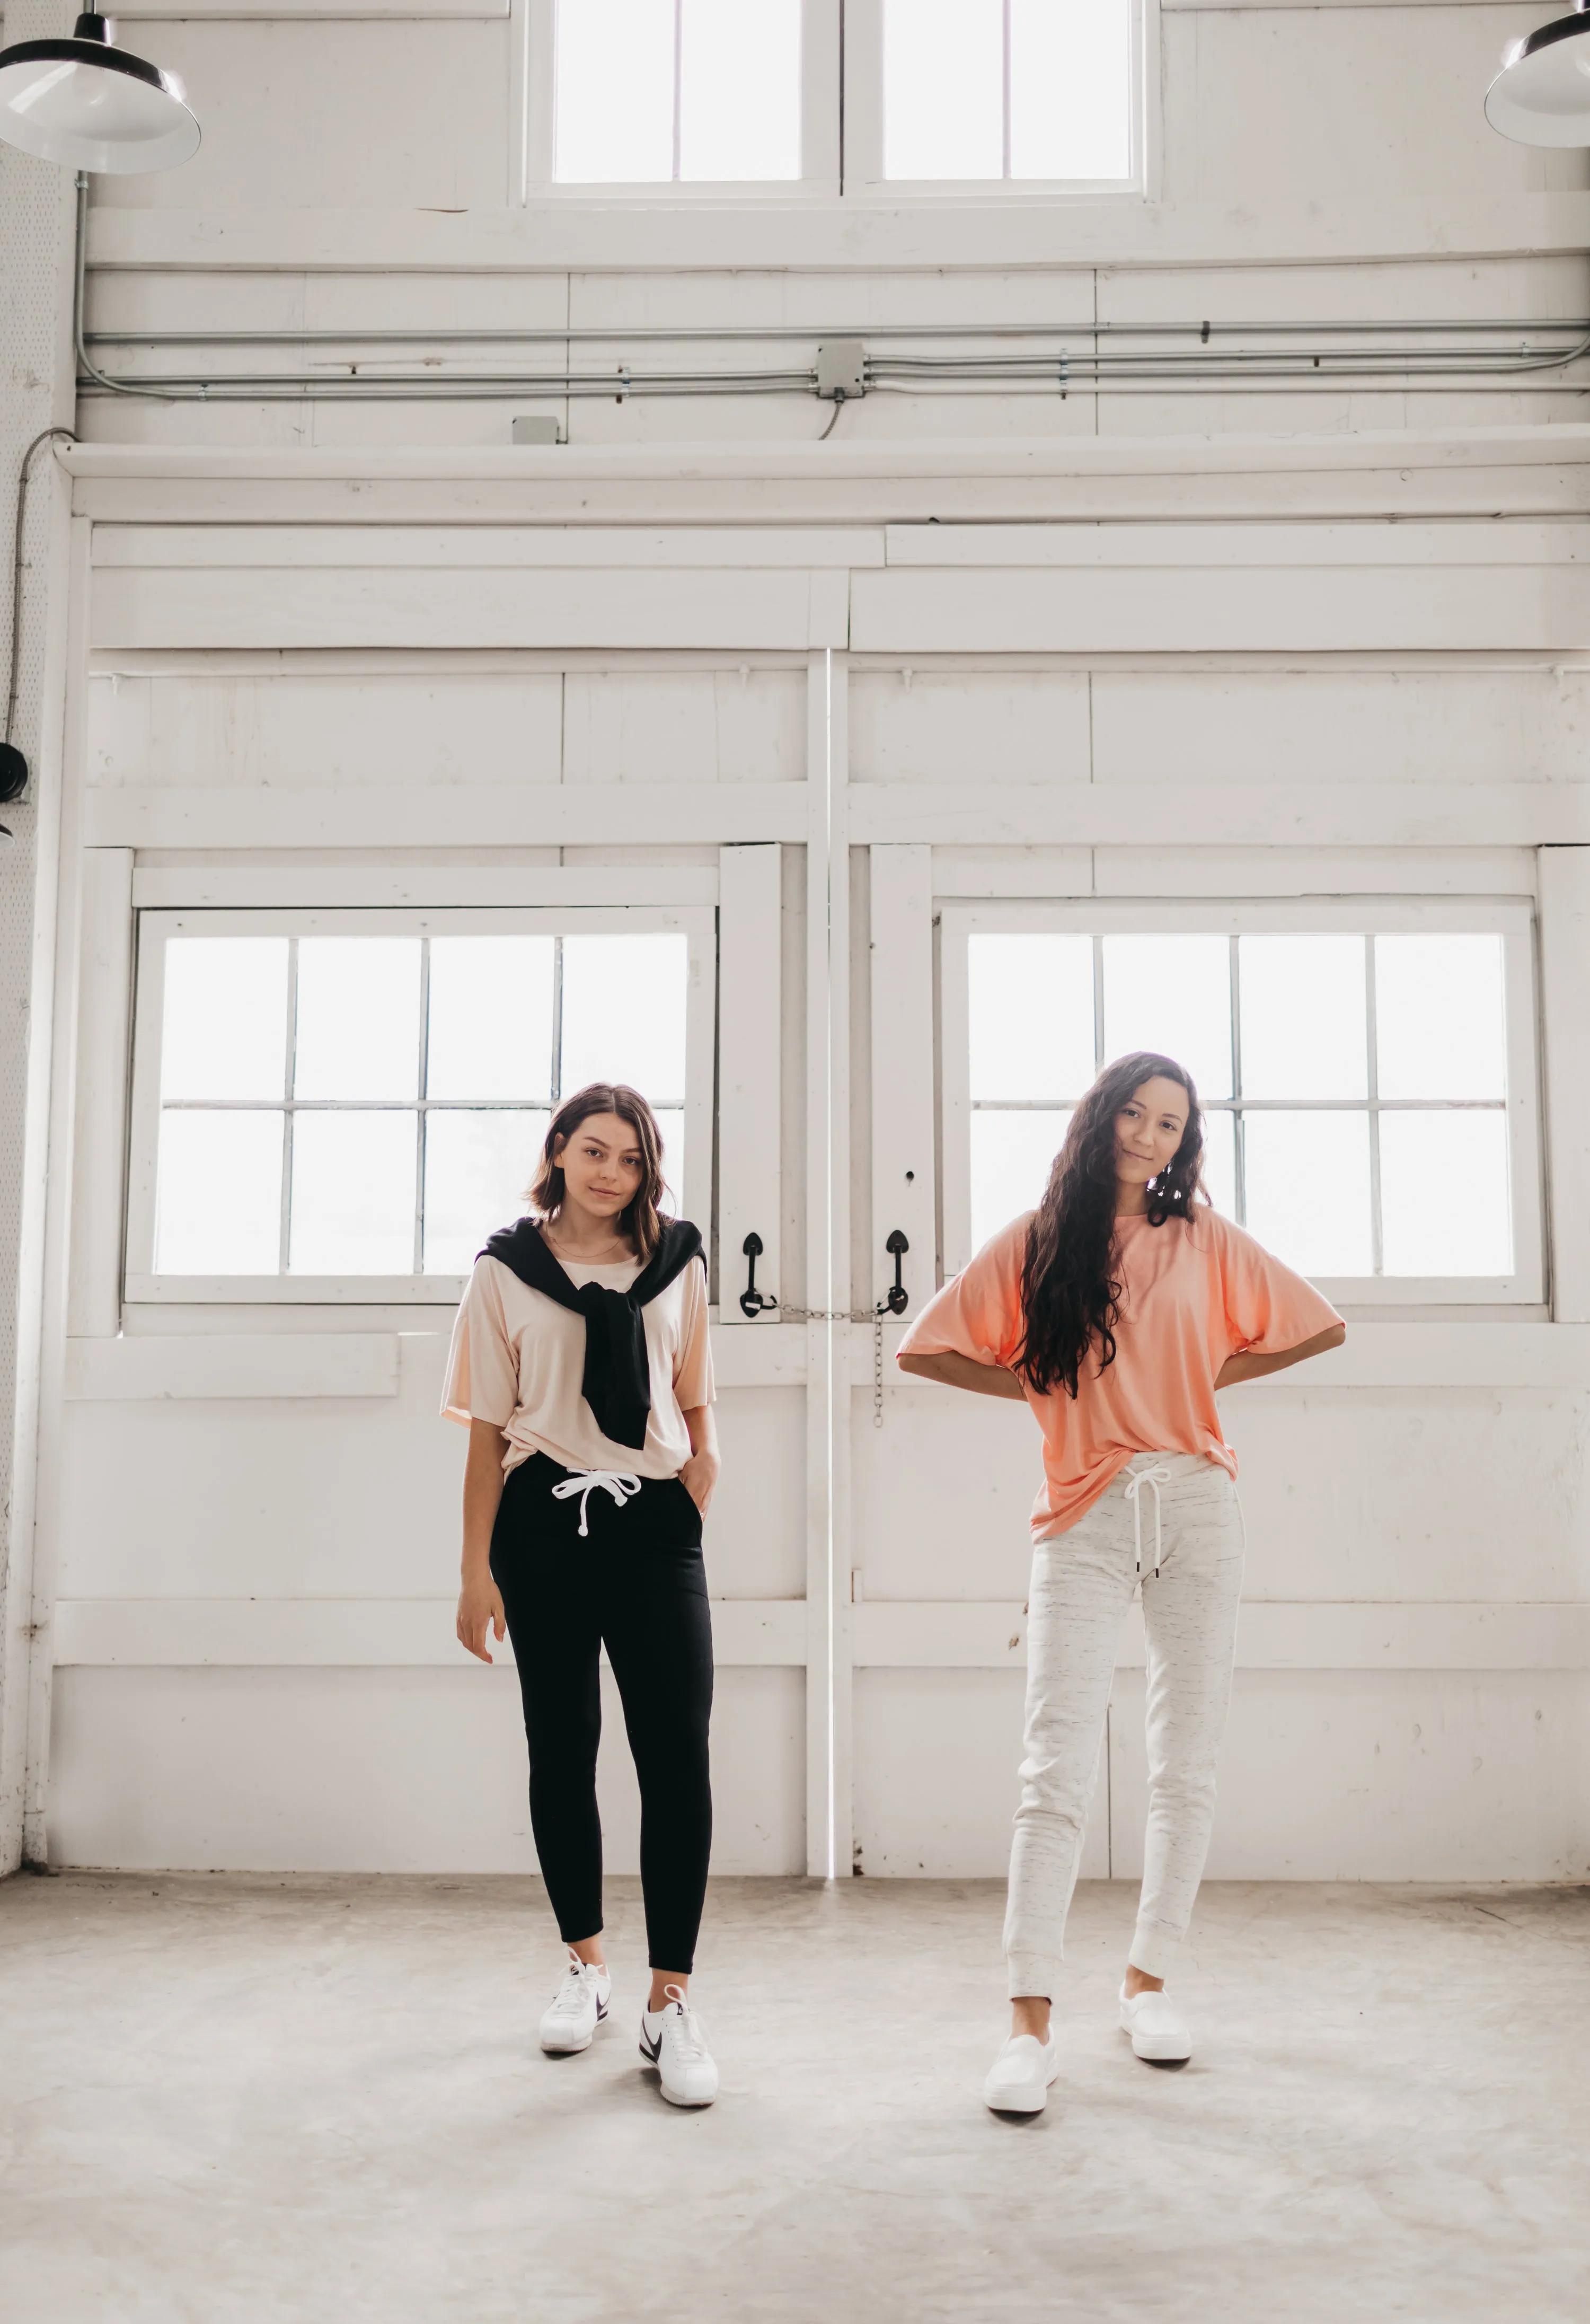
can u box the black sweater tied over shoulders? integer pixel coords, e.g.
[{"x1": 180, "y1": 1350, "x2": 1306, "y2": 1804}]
[{"x1": 479, "y1": 1216, "x2": 705, "y2": 1452}]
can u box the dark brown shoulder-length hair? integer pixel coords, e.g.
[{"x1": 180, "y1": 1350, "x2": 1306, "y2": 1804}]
[
  {"x1": 526, "y1": 1082, "x2": 669, "y2": 1260},
  {"x1": 1014, "y1": 1051, "x2": 1207, "y2": 1401}
]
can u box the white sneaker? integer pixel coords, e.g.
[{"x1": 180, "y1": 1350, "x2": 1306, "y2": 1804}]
[
  {"x1": 640, "y1": 1986, "x2": 718, "y2": 2108},
  {"x1": 983, "y1": 2034, "x2": 1059, "y2": 2114},
  {"x1": 538, "y1": 1950, "x2": 611, "y2": 2054},
  {"x1": 1119, "y1": 1984, "x2": 1191, "y2": 2063}
]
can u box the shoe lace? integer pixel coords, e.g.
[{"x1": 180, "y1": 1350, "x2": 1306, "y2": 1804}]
[
  {"x1": 661, "y1": 1985, "x2": 708, "y2": 2063},
  {"x1": 547, "y1": 1956, "x2": 595, "y2": 2020}
]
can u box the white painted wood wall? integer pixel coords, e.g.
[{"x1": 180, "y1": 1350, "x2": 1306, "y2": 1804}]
[{"x1": 17, "y1": 0, "x2": 1590, "y2": 1884}]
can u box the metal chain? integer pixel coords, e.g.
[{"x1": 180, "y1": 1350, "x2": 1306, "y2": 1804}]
[{"x1": 754, "y1": 1303, "x2": 893, "y2": 1429}]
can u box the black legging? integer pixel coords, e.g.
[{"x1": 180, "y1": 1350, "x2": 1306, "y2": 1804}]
[{"x1": 489, "y1": 1453, "x2": 714, "y2": 1973}]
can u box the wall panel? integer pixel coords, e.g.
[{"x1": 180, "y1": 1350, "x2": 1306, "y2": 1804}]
[
  {"x1": 48, "y1": 1663, "x2": 806, "y2": 1873},
  {"x1": 87, "y1": 670, "x2": 564, "y2": 790},
  {"x1": 1111, "y1": 1668, "x2": 1590, "y2": 1882}
]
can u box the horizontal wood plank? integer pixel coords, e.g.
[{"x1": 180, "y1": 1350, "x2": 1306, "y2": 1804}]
[
  {"x1": 65, "y1": 1335, "x2": 400, "y2": 1400},
  {"x1": 91, "y1": 567, "x2": 851, "y2": 652},
  {"x1": 51, "y1": 1597, "x2": 808, "y2": 1668},
  {"x1": 84, "y1": 781, "x2": 808, "y2": 849}
]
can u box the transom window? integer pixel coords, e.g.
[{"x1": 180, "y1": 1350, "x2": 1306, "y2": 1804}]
[
  {"x1": 555, "y1": 0, "x2": 802, "y2": 183},
  {"x1": 940, "y1": 902, "x2": 1542, "y2": 1304},
  {"x1": 884, "y1": 0, "x2": 1133, "y2": 182},
  {"x1": 543, "y1": 0, "x2": 1139, "y2": 190},
  {"x1": 126, "y1": 910, "x2": 713, "y2": 1301}
]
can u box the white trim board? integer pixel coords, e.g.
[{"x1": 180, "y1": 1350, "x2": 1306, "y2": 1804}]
[
  {"x1": 78, "y1": 195, "x2": 1590, "y2": 272},
  {"x1": 932, "y1": 847, "x2": 1540, "y2": 900},
  {"x1": 849, "y1": 1601, "x2": 1590, "y2": 1671},
  {"x1": 58, "y1": 431, "x2": 1590, "y2": 488},
  {"x1": 85, "y1": 784, "x2": 807, "y2": 851},
  {"x1": 65, "y1": 1335, "x2": 399, "y2": 1399},
  {"x1": 51, "y1": 1598, "x2": 808, "y2": 1669},
  {"x1": 93, "y1": 527, "x2": 885, "y2": 570},
  {"x1": 60, "y1": 1321, "x2": 1590, "y2": 1399},
  {"x1": 90, "y1": 566, "x2": 852, "y2": 655},
  {"x1": 130, "y1": 866, "x2": 720, "y2": 911},
  {"x1": 48, "y1": 1598, "x2": 1590, "y2": 1673},
  {"x1": 111, "y1": 1, "x2": 507, "y2": 13},
  {"x1": 82, "y1": 784, "x2": 1590, "y2": 855},
  {"x1": 855, "y1": 786, "x2": 1590, "y2": 849}
]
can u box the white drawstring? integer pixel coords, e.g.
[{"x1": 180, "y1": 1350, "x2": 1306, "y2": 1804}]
[
  {"x1": 551, "y1": 1468, "x2": 643, "y2": 1537},
  {"x1": 1122, "y1": 1463, "x2": 1174, "y2": 1580}
]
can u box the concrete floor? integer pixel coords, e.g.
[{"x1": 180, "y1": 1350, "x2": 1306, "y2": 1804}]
[{"x1": 1, "y1": 1876, "x2": 1586, "y2": 2322}]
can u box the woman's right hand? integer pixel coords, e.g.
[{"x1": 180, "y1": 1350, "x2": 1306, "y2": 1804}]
[{"x1": 457, "y1": 1569, "x2": 507, "y2": 1665}]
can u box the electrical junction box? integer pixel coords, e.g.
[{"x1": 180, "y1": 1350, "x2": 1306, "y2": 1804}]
[
  {"x1": 815, "y1": 340, "x2": 866, "y2": 401},
  {"x1": 511, "y1": 415, "x2": 563, "y2": 445}
]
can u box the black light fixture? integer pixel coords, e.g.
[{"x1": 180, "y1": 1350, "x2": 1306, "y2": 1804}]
[
  {"x1": 1486, "y1": 2, "x2": 1590, "y2": 144},
  {"x1": 0, "y1": 11, "x2": 199, "y2": 173}
]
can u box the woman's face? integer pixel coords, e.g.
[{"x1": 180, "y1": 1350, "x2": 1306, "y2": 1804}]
[
  {"x1": 1113, "y1": 1077, "x2": 1189, "y2": 1191},
  {"x1": 553, "y1": 1112, "x2": 646, "y2": 1222}
]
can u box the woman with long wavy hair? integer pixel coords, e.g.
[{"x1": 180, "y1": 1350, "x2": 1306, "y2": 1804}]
[
  {"x1": 444, "y1": 1083, "x2": 722, "y2": 2108},
  {"x1": 898, "y1": 1052, "x2": 1345, "y2": 2114}
]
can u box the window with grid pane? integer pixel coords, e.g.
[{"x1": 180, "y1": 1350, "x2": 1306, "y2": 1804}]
[
  {"x1": 148, "y1": 930, "x2": 688, "y2": 1280},
  {"x1": 884, "y1": 0, "x2": 1132, "y2": 182},
  {"x1": 555, "y1": 0, "x2": 802, "y2": 183},
  {"x1": 964, "y1": 928, "x2": 1520, "y2": 1285}
]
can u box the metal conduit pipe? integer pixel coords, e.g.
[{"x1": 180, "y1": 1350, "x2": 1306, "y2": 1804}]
[{"x1": 74, "y1": 187, "x2": 1590, "y2": 406}]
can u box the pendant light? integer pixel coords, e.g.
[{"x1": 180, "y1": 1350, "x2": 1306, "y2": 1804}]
[
  {"x1": 0, "y1": 11, "x2": 199, "y2": 173},
  {"x1": 1486, "y1": 2, "x2": 1590, "y2": 144}
]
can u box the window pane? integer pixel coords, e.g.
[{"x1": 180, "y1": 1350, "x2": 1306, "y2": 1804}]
[
  {"x1": 555, "y1": 0, "x2": 674, "y2": 181},
  {"x1": 970, "y1": 1109, "x2": 1070, "y2": 1251},
  {"x1": 560, "y1": 933, "x2": 688, "y2": 1102},
  {"x1": 1375, "y1": 934, "x2": 1507, "y2": 1101},
  {"x1": 1242, "y1": 1110, "x2": 1373, "y2": 1277},
  {"x1": 161, "y1": 938, "x2": 287, "y2": 1102},
  {"x1": 1200, "y1": 1107, "x2": 1236, "y2": 1219},
  {"x1": 885, "y1": 0, "x2": 1003, "y2": 178},
  {"x1": 155, "y1": 1110, "x2": 282, "y2": 1274},
  {"x1": 1380, "y1": 1111, "x2": 1513, "y2": 1278},
  {"x1": 1239, "y1": 934, "x2": 1367, "y2": 1101},
  {"x1": 680, "y1": 0, "x2": 800, "y2": 180},
  {"x1": 294, "y1": 939, "x2": 420, "y2": 1103},
  {"x1": 427, "y1": 937, "x2": 555, "y2": 1102},
  {"x1": 289, "y1": 1111, "x2": 416, "y2": 1274},
  {"x1": 423, "y1": 1109, "x2": 546, "y2": 1274},
  {"x1": 1102, "y1": 934, "x2": 1233, "y2": 1100},
  {"x1": 653, "y1": 1105, "x2": 686, "y2": 1213},
  {"x1": 1011, "y1": 0, "x2": 1132, "y2": 180},
  {"x1": 968, "y1": 934, "x2": 1094, "y2": 1100}
]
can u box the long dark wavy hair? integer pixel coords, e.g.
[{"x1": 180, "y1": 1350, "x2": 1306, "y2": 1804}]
[
  {"x1": 1014, "y1": 1051, "x2": 1207, "y2": 1399},
  {"x1": 525, "y1": 1082, "x2": 669, "y2": 1259}
]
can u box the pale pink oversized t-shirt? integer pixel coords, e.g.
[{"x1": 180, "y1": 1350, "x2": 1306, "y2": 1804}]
[
  {"x1": 897, "y1": 1207, "x2": 1342, "y2": 1540},
  {"x1": 441, "y1": 1249, "x2": 714, "y2": 1481}
]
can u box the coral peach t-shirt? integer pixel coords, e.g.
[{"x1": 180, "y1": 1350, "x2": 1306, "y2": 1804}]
[{"x1": 897, "y1": 1207, "x2": 1342, "y2": 1541}]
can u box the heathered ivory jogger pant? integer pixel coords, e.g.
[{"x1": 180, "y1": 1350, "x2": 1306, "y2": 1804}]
[{"x1": 1004, "y1": 1451, "x2": 1245, "y2": 1999}]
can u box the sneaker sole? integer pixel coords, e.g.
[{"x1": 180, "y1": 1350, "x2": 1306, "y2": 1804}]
[
  {"x1": 1121, "y1": 2026, "x2": 1190, "y2": 2064},
  {"x1": 659, "y1": 2083, "x2": 717, "y2": 2108},
  {"x1": 984, "y1": 2085, "x2": 1049, "y2": 2115},
  {"x1": 543, "y1": 2002, "x2": 608, "y2": 2055}
]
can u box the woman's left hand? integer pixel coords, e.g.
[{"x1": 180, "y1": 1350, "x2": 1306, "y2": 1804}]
[{"x1": 679, "y1": 1449, "x2": 720, "y2": 1518}]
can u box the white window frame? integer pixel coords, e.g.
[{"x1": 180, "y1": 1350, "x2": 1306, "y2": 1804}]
[
  {"x1": 939, "y1": 897, "x2": 1544, "y2": 1308},
  {"x1": 125, "y1": 905, "x2": 716, "y2": 1306},
  {"x1": 841, "y1": 0, "x2": 1149, "y2": 200},
  {"x1": 524, "y1": 0, "x2": 842, "y2": 199}
]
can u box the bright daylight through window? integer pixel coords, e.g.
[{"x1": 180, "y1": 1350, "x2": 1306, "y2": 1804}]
[
  {"x1": 147, "y1": 931, "x2": 688, "y2": 1280},
  {"x1": 965, "y1": 930, "x2": 1518, "y2": 1283},
  {"x1": 555, "y1": 0, "x2": 801, "y2": 181},
  {"x1": 885, "y1": 0, "x2": 1133, "y2": 181}
]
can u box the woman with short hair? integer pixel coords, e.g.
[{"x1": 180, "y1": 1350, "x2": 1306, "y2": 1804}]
[
  {"x1": 897, "y1": 1052, "x2": 1345, "y2": 2115},
  {"x1": 446, "y1": 1081, "x2": 721, "y2": 2108}
]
